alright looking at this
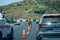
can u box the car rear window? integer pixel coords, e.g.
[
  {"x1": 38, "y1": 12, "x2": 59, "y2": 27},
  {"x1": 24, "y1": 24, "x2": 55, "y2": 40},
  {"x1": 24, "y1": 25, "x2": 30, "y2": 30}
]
[
  {"x1": 42, "y1": 15, "x2": 60, "y2": 23},
  {"x1": 0, "y1": 20, "x2": 6, "y2": 26}
]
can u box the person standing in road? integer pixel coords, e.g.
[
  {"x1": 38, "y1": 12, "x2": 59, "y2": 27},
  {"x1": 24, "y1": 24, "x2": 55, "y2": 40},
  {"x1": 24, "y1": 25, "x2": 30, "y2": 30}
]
[{"x1": 28, "y1": 18, "x2": 32, "y2": 28}]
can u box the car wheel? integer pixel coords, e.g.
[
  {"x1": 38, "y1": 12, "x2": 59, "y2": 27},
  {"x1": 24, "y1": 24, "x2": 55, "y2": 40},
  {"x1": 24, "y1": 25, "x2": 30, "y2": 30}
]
[
  {"x1": 0, "y1": 31, "x2": 2, "y2": 39},
  {"x1": 36, "y1": 35, "x2": 43, "y2": 40},
  {"x1": 36, "y1": 36, "x2": 42, "y2": 40}
]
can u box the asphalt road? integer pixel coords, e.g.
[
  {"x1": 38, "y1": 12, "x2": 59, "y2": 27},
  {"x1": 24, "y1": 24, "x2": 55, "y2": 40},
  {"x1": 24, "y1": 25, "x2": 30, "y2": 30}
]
[
  {"x1": 13, "y1": 21, "x2": 60, "y2": 40},
  {"x1": 13, "y1": 21, "x2": 37, "y2": 40}
]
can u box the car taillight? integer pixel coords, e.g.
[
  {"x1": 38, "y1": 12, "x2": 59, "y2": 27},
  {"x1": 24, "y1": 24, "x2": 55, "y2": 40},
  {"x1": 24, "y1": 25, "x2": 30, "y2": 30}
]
[
  {"x1": 37, "y1": 24, "x2": 42, "y2": 28},
  {"x1": 37, "y1": 24, "x2": 47, "y2": 28}
]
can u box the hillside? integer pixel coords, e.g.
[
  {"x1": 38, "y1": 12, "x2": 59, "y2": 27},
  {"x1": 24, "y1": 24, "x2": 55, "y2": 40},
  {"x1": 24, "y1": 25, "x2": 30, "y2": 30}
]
[
  {"x1": 0, "y1": 0, "x2": 59, "y2": 19},
  {"x1": 36, "y1": 0, "x2": 60, "y2": 13}
]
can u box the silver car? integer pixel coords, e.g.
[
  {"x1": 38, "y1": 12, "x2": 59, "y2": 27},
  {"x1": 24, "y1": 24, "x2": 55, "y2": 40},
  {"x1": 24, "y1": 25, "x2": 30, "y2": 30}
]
[{"x1": 36, "y1": 14, "x2": 60, "y2": 40}]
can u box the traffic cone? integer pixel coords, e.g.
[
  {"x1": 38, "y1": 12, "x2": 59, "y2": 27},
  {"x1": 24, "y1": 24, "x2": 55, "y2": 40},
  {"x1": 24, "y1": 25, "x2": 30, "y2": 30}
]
[
  {"x1": 29, "y1": 24, "x2": 32, "y2": 28},
  {"x1": 27, "y1": 27, "x2": 31, "y2": 34},
  {"x1": 22, "y1": 29, "x2": 27, "y2": 39}
]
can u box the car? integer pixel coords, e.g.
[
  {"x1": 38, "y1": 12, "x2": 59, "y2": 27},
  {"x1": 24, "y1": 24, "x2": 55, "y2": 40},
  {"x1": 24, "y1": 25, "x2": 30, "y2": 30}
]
[
  {"x1": 36, "y1": 20, "x2": 39, "y2": 24},
  {"x1": 15, "y1": 22, "x2": 21, "y2": 25},
  {"x1": 36, "y1": 14, "x2": 60, "y2": 40},
  {"x1": 0, "y1": 11, "x2": 13, "y2": 40},
  {"x1": 14, "y1": 19, "x2": 21, "y2": 25}
]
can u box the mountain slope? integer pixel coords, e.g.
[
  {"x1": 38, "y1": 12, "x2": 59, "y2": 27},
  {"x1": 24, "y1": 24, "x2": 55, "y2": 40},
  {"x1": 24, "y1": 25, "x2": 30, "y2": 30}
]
[
  {"x1": 0, "y1": 0, "x2": 59, "y2": 19},
  {"x1": 36, "y1": 0, "x2": 60, "y2": 12}
]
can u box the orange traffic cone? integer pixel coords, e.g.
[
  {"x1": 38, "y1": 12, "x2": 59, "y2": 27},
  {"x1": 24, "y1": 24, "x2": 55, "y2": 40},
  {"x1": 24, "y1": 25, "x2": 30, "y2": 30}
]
[
  {"x1": 22, "y1": 29, "x2": 27, "y2": 39},
  {"x1": 27, "y1": 27, "x2": 31, "y2": 34},
  {"x1": 29, "y1": 24, "x2": 32, "y2": 28}
]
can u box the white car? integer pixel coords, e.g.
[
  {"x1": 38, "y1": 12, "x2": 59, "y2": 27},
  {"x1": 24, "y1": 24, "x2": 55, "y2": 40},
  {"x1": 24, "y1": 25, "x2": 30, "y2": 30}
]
[
  {"x1": 36, "y1": 14, "x2": 60, "y2": 40},
  {"x1": 0, "y1": 11, "x2": 13, "y2": 40}
]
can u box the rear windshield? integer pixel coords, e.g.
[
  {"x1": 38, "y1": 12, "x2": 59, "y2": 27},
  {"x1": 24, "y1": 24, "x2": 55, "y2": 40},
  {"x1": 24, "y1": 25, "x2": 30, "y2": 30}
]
[
  {"x1": 0, "y1": 20, "x2": 6, "y2": 26},
  {"x1": 42, "y1": 15, "x2": 60, "y2": 23}
]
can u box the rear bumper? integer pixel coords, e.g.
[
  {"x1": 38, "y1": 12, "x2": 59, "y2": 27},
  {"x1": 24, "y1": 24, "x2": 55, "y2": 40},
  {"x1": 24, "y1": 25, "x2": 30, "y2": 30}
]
[
  {"x1": 2, "y1": 32, "x2": 14, "y2": 40},
  {"x1": 37, "y1": 32, "x2": 60, "y2": 38}
]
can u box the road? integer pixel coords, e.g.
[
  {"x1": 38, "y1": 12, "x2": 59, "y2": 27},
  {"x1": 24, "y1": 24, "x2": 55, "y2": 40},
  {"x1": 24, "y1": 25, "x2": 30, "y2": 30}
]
[
  {"x1": 13, "y1": 21, "x2": 60, "y2": 40},
  {"x1": 13, "y1": 21, "x2": 37, "y2": 40}
]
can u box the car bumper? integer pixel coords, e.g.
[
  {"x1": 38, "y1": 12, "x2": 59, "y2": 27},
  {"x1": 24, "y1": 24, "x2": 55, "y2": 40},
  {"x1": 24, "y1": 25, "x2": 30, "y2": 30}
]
[{"x1": 38, "y1": 31, "x2": 60, "y2": 38}]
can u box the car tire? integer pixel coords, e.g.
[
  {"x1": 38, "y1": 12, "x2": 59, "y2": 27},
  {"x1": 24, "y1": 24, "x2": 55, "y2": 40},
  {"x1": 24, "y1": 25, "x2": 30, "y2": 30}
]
[
  {"x1": 36, "y1": 36, "x2": 42, "y2": 40},
  {"x1": 0, "y1": 31, "x2": 2, "y2": 39},
  {"x1": 36, "y1": 34, "x2": 43, "y2": 40}
]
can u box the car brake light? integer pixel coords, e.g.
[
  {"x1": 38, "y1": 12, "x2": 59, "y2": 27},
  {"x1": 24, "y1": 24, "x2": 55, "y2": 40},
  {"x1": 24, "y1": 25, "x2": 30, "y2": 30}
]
[
  {"x1": 37, "y1": 24, "x2": 47, "y2": 28},
  {"x1": 53, "y1": 16, "x2": 58, "y2": 18},
  {"x1": 37, "y1": 24, "x2": 42, "y2": 28},
  {"x1": 53, "y1": 14, "x2": 59, "y2": 18}
]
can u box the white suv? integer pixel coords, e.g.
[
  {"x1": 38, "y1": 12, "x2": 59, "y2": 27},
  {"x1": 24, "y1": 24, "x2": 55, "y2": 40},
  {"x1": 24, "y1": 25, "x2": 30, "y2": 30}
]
[
  {"x1": 0, "y1": 11, "x2": 13, "y2": 40},
  {"x1": 36, "y1": 14, "x2": 60, "y2": 40}
]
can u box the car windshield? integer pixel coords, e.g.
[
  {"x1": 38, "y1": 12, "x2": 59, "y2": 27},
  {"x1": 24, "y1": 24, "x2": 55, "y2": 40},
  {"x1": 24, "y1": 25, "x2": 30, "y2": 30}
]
[{"x1": 42, "y1": 15, "x2": 60, "y2": 23}]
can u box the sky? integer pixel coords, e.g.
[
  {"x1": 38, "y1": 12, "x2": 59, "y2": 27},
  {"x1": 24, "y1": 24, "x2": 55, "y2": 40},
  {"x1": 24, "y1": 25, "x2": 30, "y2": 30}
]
[{"x1": 0, "y1": 0, "x2": 23, "y2": 6}]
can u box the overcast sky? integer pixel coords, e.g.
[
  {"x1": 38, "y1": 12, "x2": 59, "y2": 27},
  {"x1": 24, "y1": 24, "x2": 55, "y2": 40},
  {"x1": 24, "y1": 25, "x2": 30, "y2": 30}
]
[{"x1": 0, "y1": 0, "x2": 23, "y2": 6}]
